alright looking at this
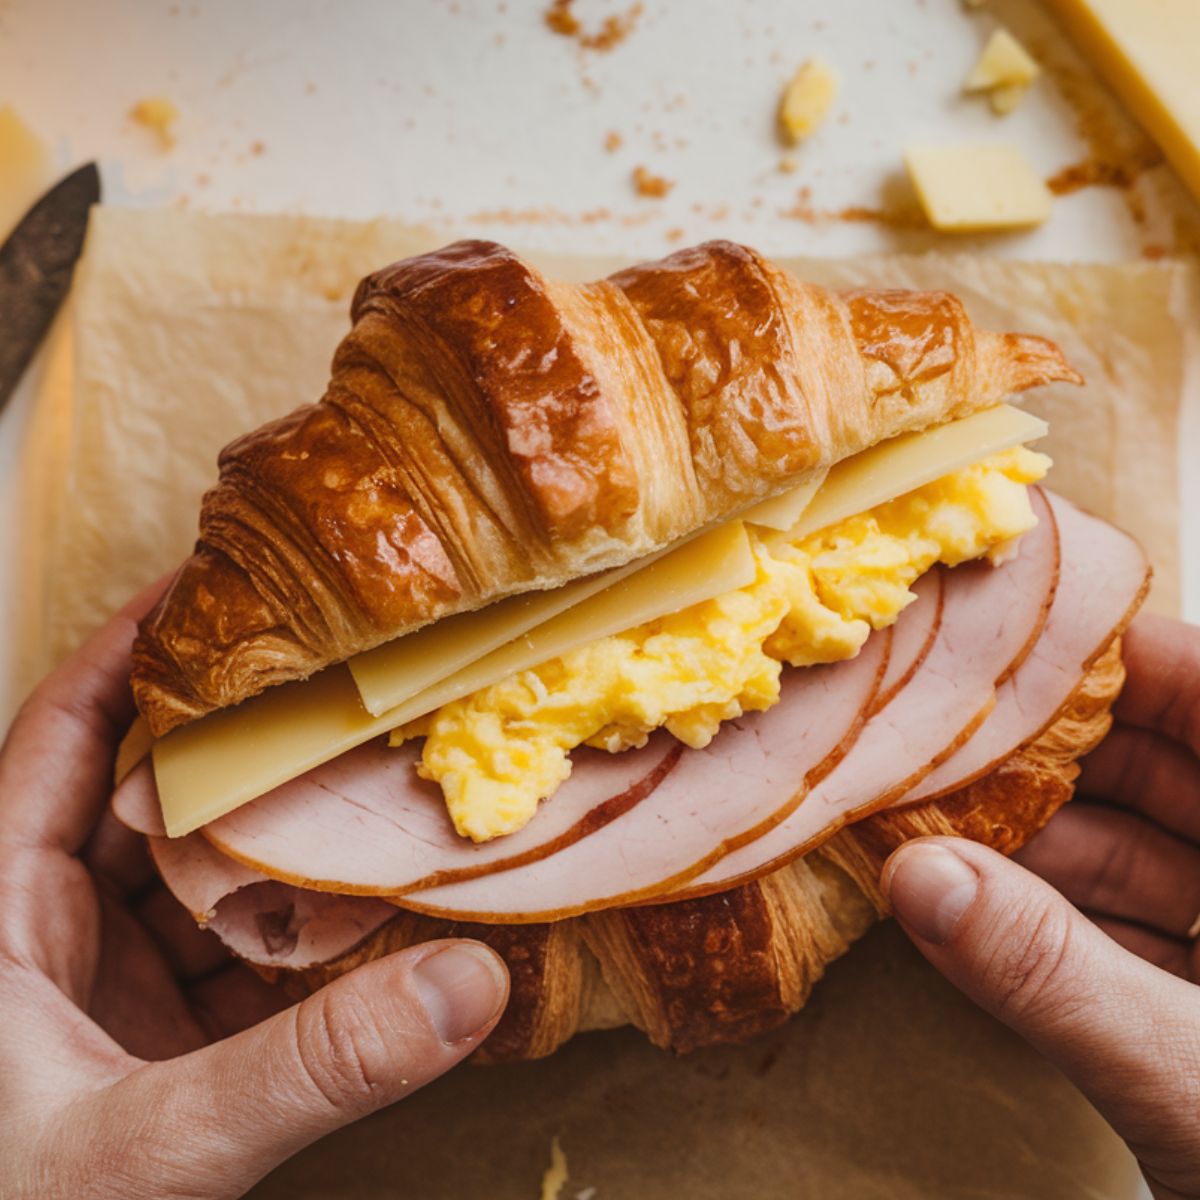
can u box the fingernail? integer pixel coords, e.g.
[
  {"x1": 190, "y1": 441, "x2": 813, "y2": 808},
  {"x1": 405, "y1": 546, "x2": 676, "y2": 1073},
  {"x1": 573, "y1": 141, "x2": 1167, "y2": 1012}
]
[
  {"x1": 413, "y1": 943, "x2": 507, "y2": 1044},
  {"x1": 884, "y1": 842, "x2": 979, "y2": 945}
]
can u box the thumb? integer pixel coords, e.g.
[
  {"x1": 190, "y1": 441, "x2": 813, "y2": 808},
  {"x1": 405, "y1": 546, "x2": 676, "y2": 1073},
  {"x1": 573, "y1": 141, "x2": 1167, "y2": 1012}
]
[
  {"x1": 882, "y1": 837, "x2": 1200, "y2": 1194},
  {"x1": 106, "y1": 939, "x2": 507, "y2": 1199}
]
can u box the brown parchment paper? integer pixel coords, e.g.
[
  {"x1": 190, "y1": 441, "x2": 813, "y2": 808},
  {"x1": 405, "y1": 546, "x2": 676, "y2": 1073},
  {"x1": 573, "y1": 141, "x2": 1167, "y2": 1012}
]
[{"x1": 16, "y1": 206, "x2": 1198, "y2": 1198}]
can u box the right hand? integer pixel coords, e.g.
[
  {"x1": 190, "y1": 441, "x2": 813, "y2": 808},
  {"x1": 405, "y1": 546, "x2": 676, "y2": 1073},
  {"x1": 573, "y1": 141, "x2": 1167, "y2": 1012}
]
[
  {"x1": 883, "y1": 613, "x2": 1200, "y2": 1199},
  {"x1": 0, "y1": 591, "x2": 511, "y2": 1200}
]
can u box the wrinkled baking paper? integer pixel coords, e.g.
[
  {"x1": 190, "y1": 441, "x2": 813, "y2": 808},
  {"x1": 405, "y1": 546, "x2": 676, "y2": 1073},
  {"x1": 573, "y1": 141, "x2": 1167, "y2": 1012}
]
[{"x1": 19, "y1": 206, "x2": 1197, "y2": 1197}]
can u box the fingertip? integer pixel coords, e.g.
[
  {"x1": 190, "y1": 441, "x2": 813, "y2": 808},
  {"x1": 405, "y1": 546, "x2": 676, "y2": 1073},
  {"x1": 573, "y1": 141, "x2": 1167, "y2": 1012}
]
[
  {"x1": 409, "y1": 939, "x2": 509, "y2": 1046},
  {"x1": 882, "y1": 838, "x2": 981, "y2": 946}
]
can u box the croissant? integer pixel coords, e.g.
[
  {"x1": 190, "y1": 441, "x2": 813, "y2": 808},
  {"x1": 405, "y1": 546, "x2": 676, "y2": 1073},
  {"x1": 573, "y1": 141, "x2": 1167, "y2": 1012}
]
[
  {"x1": 257, "y1": 637, "x2": 1123, "y2": 1063},
  {"x1": 131, "y1": 239, "x2": 1080, "y2": 735}
]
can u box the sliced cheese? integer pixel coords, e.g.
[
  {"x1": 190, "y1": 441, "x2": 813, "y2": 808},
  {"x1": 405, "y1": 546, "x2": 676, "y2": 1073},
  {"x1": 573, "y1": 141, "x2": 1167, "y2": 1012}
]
[
  {"x1": 115, "y1": 716, "x2": 154, "y2": 786},
  {"x1": 905, "y1": 144, "x2": 1052, "y2": 231},
  {"x1": 383, "y1": 519, "x2": 756, "y2": 734},
  {"x1": 1046, "y1": 0, "x2": 1200, "y2": 205},
  {"x1": 783, "y1": 404, "x2": 1047, "y2": 541},
  {"x1": 152, "y1": 521, "x2": 756, "y2": 838},
  {"x1": 740, "y1": 468, "x2": 829, "y2": 531},
  {"x1": 351, "y1": 555, "x2": 658, "y2": 718}
]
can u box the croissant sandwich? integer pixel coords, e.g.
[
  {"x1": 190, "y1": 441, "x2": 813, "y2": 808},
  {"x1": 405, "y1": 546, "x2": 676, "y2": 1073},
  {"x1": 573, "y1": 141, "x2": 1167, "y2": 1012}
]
[{"x1": 112, "y1": 240, "x2": 1150, "y2": 1062}]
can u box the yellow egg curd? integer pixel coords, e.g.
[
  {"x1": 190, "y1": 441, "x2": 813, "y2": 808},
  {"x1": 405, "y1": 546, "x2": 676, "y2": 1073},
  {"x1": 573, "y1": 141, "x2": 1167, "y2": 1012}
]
[{"x1": 392, "y1": 447, "x2": 1050, "y2": 842}]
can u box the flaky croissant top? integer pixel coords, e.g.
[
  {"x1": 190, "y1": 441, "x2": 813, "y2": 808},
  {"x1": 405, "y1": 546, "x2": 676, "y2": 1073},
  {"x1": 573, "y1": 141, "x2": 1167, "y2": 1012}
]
[{"x1": 132, "y1": 239, "x2": 1080, "y2": 735}]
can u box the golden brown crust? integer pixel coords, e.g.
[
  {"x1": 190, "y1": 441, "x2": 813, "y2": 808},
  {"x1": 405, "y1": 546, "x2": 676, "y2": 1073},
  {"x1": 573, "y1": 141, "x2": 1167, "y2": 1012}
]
[
  {"x1": 260, "y1": 636, "x2": 1122, "y2": 1063},
  {"x1": 132, "y1": 239, "x2": 1080, "y2": 735}
]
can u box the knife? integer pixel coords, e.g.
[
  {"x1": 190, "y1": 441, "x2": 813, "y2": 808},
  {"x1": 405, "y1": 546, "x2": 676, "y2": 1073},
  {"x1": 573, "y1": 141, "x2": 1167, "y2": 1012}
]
[{"x1": 0, "y1": 162, "x2": 101, "y2": 412}]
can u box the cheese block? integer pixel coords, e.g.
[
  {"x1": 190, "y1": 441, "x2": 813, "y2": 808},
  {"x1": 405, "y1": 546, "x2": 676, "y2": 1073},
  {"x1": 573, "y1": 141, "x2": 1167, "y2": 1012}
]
[
  {"x1": 783, "y1": 404, "x2": 1048, "y2": 541},
  {"x1": 152, "y1": 521, "x2": 756, "y2": 838},
  {"x1": 351, "y1": 553, "x2": 661, "y2": 718},
  {"x1": 741, "y1": 468, "x2": 829, "y2": 531},
  {"x1": 1047, "y1": 0, "x2": 1200, "y2": 204},
  {"x1": 905, "y1": 144, "x2": 1052, "y2": 231}
]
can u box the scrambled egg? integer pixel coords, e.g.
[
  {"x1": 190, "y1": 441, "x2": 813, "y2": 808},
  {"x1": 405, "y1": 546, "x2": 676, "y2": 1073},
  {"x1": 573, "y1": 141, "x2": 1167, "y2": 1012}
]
[{"x1": 394, "y1": 447, "x2": 1050, "y2": 843}]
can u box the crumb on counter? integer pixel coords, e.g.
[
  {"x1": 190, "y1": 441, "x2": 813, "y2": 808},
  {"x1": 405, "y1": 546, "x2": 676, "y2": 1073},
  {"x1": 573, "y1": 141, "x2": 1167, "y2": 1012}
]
[
  {"x1": 250, "y1": 139, "x2": 267, "y2": 156},
  {"x1": 544, "y1": 0, "x2": 642, "y2": 52},
  {"x1": 604, "y1": 130, "x2": 622, "y2": 152},
  {"x1": 540, "y1": 1136, "x2": 569, "y2": 1200},
  {"x1": 632, "y1": 165, "x2": 673, "y2": 197},
  {"x1": 779, "y1": 155, "x2": 799, "y2": 173},
  {"x1": 130, "y1": 97, "x2": 179, "y2": 150},
  {"x1": 778, "y1": 58, "x2": 838, "y2": 144}
]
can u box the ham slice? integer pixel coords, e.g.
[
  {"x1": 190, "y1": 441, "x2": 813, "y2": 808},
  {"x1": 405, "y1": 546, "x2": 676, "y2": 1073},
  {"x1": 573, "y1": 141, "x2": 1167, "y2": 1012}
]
[
  {"x1": 671, "y1": 492, "x2": 1061, "y2": 898},
  {"x1": 870, "y1": 568, "x2": 942, "y2": 714},
  {"x1": 150, "y1": 831, "x2": 399, "y2": 970},
  {"x1": 202, "y1": 733, "x2": 681, "y2": 894},
  {"x1": 893, "y1": 491, "x2": 1150, "y2": 807},
  {"x1": 112, "y1": 758, "x2": 165, "y2": 836},
  {"x1": 149, "y1": 831, "x2": 270, "y2": 920},
  {"x1": 397, "y1": 630, "x2": 889, "y2": 922}
]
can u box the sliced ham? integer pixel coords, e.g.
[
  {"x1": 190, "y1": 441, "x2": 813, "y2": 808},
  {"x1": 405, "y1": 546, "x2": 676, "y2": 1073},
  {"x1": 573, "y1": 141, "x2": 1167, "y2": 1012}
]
[
  {"x1": 396, "y1": 630, "x2": 890, "y2": 922},
  {"x1": 209, "y1": 882, "x2": 399, "y2": 971},
  {"x1": 202, "y1": 733, "x2": 680, "y2": 894},
  {"x1": 112, "y1": 758, "x2": 166, "y2": 836},
  {"x1": 149, "y1": 832, "x2": 270, "y2": 920},
  {"x1": 893, "y1": 491, "x2": 1150, "y2": 807},
  {"x1": 150, "y1": 831, "x2": 399, "y2": 970},
  {"x1": 669, "y1": 492, "x2": 1061, "y2": 898},
  {"x1": 870, "y1": 568, "x2": 942, "y2": 714}
]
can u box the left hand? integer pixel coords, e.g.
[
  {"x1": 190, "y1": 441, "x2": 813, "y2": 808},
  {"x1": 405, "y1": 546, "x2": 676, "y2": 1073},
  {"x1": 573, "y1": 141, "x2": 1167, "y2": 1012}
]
[{"x1": 0, "y1": 584, "x2": 509, "y2": 1199}]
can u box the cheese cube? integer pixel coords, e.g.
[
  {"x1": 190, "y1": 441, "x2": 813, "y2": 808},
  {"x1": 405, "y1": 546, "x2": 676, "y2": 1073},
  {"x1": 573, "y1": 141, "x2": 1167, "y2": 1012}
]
[
  {"x1": 905, "y1": 144, "x2": 1052, "y2": 231},
  {"x1": 965, "y1": 28, "x2": 1040, "y2": 92},
  {"x1": 778, "y1": 59, "x2": 838, "y2": 143}
]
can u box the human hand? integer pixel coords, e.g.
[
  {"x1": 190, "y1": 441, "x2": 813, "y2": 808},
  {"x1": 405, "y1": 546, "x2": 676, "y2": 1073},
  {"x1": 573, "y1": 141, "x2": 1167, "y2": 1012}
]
[
  {"x1": 0, "y1": 586, "x2": 509, "y2": 1200},
  {"x1": 882, "y1": 613, "x2": 1200, "y2": 1200}
]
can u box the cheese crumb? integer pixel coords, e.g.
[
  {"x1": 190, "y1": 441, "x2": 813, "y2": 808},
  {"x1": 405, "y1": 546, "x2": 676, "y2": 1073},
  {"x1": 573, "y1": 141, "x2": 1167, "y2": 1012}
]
[
  {"x1": 778, "y1": 59, "x2": 838, "y2": 144},
  {"x1": 632, "y1": 165, "x2": 673, "y2": 197},
  {"x1": 540, "y1": 1136, "x2": 569, "y2": 1200},
  {"x1": 964, "y1": 28, "x2": 1039, "y2": 115},
  {"x1": 905, "y1": 143, "x2": 1052, "y2": 231},
  {"x1": 989, "y1": 82, "x2": 1029, "y2": 116},
  {"x1": 130, "y1": 97, "x2": 179, "y2": 150}
]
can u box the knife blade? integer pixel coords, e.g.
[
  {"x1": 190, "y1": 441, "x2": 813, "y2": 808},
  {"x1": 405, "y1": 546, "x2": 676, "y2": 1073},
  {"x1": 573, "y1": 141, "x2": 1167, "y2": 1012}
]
[{"x1": 0, "y1": 162, "x2": 101, "y2": 411}]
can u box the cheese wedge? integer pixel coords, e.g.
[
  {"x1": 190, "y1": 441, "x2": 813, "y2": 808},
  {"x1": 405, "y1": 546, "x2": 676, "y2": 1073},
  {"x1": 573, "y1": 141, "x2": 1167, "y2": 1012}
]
[{"x1": 153, "y1": 521, "x2": 756, "y2": 838}]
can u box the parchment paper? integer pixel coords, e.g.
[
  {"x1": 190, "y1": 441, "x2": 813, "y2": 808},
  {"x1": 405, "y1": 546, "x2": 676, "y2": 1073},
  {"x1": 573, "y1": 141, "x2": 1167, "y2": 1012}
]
[{"x1": 16, "y1": 206, "x2": 1198, "y2": 1197}]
